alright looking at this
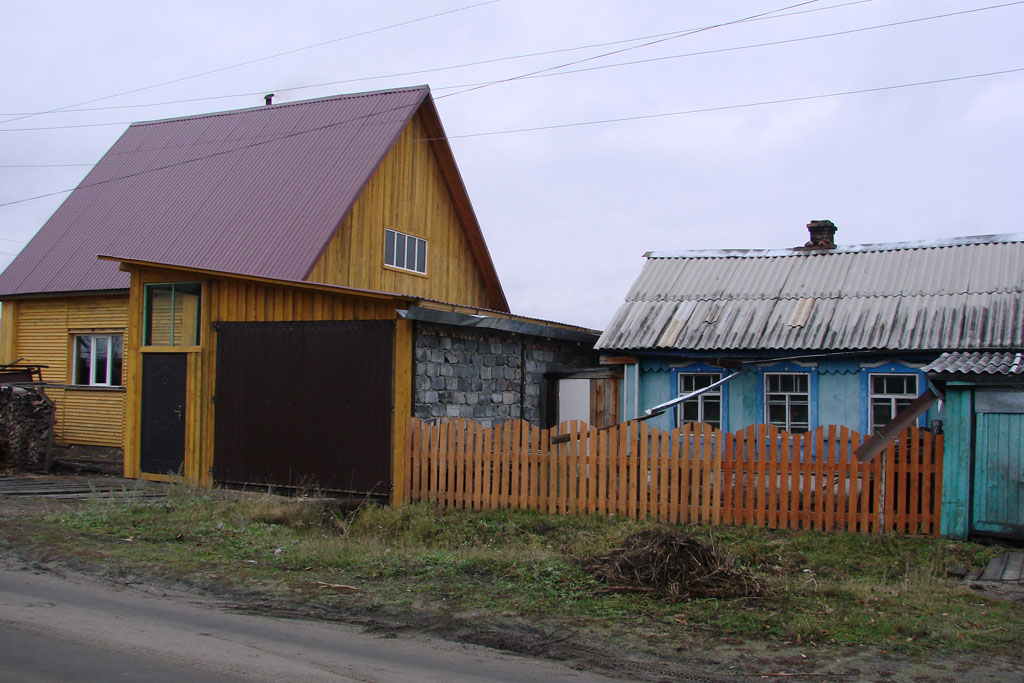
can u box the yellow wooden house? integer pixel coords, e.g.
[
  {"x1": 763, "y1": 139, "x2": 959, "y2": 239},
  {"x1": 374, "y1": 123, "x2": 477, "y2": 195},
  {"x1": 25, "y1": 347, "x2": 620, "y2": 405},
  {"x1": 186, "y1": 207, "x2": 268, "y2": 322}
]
[{"x1": 0, "y1": 86, "x2": 544, "y2": 497}]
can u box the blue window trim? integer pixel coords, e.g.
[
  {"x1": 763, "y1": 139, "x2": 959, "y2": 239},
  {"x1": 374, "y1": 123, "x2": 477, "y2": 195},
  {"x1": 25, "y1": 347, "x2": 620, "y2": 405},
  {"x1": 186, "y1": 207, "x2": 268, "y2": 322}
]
[
  {"x1": 670, "y1": 362, "x2": 729, "y2": 431},
  {"x1": 754, "y1": 362, "x2": 818, "y2": 432},
  {"x1": 859, "y1": 361, "x2": 927, "y2": 434}
]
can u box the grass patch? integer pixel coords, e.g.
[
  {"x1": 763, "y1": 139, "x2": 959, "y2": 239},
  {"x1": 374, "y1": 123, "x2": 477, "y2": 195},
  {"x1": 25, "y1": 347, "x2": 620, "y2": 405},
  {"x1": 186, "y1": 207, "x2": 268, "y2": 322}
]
[{"x1": 3, "y1": 487, "x2": 1020, "y2": 660}]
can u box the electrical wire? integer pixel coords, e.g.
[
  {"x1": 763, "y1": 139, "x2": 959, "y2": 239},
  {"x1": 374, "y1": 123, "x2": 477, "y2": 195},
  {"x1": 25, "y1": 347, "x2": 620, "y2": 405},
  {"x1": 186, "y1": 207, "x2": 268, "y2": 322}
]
[
  {"x1": 4, "y1": 1, "x2": 1019, "y2": 135},
  {"x1": 0, "y1": 0, "x2": 502, "y2": 127},
  {"x1": 0, "y1": 0, "x2": 875, "y2": 118},
  {"x1": 2, "y1": 64, "x2": 1019, "y2": 209}
]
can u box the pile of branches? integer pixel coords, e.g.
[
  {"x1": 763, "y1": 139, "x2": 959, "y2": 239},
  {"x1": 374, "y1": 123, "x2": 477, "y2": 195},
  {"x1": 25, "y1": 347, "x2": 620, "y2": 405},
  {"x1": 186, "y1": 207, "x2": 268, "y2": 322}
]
[
  {"x1": 583, "y1": 529, "x2": 764, "y2": 600},
  {"x1": 0, "y1": 385, "x2": 55, "y2": 468}
]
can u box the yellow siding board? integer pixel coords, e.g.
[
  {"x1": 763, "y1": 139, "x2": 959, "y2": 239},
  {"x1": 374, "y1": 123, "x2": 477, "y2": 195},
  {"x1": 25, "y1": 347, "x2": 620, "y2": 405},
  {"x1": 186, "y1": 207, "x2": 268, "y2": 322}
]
[
  {"x1": 307, "y1": 112, "x2": 491, "y2": 309},
  {"x1": 6, "y1": 296, "x2": 128, "y2": 449}
]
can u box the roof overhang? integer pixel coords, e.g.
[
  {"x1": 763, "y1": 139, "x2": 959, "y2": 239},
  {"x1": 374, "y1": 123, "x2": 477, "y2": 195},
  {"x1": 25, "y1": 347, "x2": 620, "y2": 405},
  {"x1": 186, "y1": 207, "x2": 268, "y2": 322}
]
[{"x1": 99, "y1": 255, "x2": 419, "y2": 305}]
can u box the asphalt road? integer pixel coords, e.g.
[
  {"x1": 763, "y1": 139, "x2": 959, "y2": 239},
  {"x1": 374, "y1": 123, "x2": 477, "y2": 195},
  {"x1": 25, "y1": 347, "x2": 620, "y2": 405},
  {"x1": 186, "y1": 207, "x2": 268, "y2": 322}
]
[{"x1": 0, "y1": 564, "x2": 621, "y2": 682}]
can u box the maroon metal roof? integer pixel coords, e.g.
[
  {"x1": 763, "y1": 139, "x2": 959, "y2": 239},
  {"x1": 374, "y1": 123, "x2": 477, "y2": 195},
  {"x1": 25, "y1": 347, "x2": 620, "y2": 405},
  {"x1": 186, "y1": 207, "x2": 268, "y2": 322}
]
[{"x1": 0, "y1": 87, "x2": 431, "y2": 297}]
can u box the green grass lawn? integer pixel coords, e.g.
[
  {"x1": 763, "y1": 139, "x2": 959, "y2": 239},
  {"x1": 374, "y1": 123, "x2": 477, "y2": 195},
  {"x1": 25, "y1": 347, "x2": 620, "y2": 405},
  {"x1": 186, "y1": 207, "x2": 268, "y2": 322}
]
[{"x1": 3, "y1": 483, "x2": 1020, "y2": 661}]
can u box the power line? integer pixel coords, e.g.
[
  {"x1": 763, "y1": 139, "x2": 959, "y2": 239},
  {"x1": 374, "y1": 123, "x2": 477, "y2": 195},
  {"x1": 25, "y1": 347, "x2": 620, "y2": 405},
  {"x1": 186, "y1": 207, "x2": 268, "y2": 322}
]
[
  {"x1": 2, "y1": 65, "x2": 1019, "y2": 209},
  {"x1": 4, "y1": 1, "x2": 1018, "y2": 135},
  {"x1": 437, "y1": 1, "x2": 1024, "y2": 90},
  {"x1": 0, "y1": 0, "x2": 875, "y2": 118},
  {"x1": 438, "y1": 0, "x2": 829, "y2": 99},
  {"x1": 446, "y1": 66, "x2": 1024, "y2": 139},
  {"x1": 0, "y1": 0, "x2": 501, "y2": 127}
]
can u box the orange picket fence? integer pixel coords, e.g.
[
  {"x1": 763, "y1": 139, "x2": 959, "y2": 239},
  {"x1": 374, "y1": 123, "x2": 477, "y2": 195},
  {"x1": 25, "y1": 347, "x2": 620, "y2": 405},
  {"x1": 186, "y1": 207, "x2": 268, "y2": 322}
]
[{"x1": 404, "y1": 419, "x2": 943, "y2": 535}]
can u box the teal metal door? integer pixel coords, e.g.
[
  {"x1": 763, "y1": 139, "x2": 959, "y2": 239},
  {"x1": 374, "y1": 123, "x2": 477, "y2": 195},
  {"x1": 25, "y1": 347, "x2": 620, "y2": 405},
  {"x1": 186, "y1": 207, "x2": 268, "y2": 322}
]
[{"x1": 971, "y1": 390, "x2": 1024, "y2": 539}]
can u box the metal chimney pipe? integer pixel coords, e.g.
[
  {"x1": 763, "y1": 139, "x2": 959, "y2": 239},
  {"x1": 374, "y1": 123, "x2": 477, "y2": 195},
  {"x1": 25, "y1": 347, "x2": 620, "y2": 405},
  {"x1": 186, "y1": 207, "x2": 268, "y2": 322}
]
[{"x1": 264, "y1": 93, "x2": 274, "y2": 106}]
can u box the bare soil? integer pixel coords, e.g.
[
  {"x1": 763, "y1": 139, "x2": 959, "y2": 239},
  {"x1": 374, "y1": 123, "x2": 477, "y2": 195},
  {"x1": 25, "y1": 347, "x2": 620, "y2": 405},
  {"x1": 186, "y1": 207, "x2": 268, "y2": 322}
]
[{"x1": 1, "y1": 473, "x2": 1022, "y2": 682}]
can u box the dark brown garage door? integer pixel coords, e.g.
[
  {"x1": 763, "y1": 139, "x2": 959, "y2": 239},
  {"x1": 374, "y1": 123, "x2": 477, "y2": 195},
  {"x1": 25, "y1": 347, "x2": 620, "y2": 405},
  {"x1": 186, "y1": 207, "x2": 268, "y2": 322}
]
[{"x1": 213, "y1": 320, "x2": 394, "y2": 495}]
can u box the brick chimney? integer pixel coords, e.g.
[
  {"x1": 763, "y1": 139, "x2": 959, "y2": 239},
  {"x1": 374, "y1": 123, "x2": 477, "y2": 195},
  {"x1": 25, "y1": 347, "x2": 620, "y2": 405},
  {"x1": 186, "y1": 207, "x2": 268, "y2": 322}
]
[{"x1": 804, "y1": 220, "x2": 837, "y2": 249}]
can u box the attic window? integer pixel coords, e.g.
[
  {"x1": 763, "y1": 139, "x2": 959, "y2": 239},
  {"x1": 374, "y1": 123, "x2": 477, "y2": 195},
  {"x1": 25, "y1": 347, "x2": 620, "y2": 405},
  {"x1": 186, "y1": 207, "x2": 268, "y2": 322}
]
[{"x1": 384, "y1": 228, "x2": 427, "y2": 275}]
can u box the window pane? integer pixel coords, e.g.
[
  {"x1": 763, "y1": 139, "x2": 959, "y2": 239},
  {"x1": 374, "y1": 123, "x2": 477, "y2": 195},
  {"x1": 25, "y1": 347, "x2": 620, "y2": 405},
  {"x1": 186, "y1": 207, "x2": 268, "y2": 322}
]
[
  {"x1": 703, "y1": 398, "x2": 721, "y2": 425},
  {"x1": 75, "y1": 336, "x2": 91, "y2": 385},
  {"x1": 402, "y1": 238, "x2": 410, "y2": 270},
  {"x1": 146, "y1": 285, "x2": 175, "y2": 346},
  {"x1": 681, "y1": 401, "x2": 698, "y2": 422},
  {"x1": 790, "y1": 403, "x2": 809, "y2": 429},
  {"x1": 394, "y1": 234, "x2": 406, "y2": 269},
  {"x1": 93, "y1": 336, "x2": 109, "y2": 384},
  {"x1": 176, "y1": 283, "x2": 202, "y2": 345},
  {"x1": 111, "y1": 335, "x2": 123, "y2": 386},
  {"x1": 384, "y1": 229, "x2": 395, "y2": 266},
  {"x1": 416, "y1": 238, "x2": 427, "y2": 273}
]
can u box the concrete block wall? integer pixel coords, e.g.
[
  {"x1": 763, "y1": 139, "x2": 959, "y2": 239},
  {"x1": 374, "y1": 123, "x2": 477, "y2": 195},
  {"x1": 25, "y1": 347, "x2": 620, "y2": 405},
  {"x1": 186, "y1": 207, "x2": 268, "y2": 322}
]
[{"x1": 413, "y1": 322, "x2": 597, "y2": 426}]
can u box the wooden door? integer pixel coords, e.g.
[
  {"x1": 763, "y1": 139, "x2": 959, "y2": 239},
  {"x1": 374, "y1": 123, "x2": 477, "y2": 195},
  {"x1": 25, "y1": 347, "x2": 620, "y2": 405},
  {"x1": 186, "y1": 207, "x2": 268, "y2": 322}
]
[
  {"x1": 971, "y1": 389, "x2": 1024, "y2": 539},
  {"x1": 140, "y1": 353, "x2": 188, "y2": 475}
]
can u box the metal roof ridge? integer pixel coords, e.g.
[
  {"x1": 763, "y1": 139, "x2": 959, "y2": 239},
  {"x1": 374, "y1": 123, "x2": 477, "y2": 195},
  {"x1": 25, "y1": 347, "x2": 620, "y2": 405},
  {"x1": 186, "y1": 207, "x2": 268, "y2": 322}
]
[
  {"x1": 129, "y1": 85, "x2": 431, "y2": 127},
  {"x1": 643, "y1": 232, "x2": 1024, "y2": 259}
]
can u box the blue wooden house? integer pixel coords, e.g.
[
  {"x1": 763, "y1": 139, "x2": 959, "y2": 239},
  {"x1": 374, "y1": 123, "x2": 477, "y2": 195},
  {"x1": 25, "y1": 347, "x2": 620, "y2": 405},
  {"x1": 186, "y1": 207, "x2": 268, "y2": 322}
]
[{"x1": 596, "y1": 224, "x2": 1024, "y2": 443}]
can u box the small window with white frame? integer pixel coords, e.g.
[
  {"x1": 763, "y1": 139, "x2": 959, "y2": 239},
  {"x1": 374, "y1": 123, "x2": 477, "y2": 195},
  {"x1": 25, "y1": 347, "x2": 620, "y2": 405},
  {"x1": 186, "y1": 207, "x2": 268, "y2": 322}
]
[
  {"x1": 869, "y1": 373, "x2": 918, "y2": 433},
  {"x1": 676, "y1": 372, "x2": 722, "y2": 428},
  {"x1": 764, "y1": 372, "x2": 810, "y2": 432},
  {"x1": 73, "y1": 334, "x2": 123, "y2": 386},
  {"x1": 384, "y1": 228, "x2": 427, "y2": 274}
]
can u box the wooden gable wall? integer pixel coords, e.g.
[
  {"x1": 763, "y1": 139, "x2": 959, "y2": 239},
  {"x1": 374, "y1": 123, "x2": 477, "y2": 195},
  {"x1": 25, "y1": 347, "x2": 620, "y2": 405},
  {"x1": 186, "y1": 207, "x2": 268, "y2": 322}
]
[{"x1": 306, "y1": 111, "x2": 494, "y2": 309}]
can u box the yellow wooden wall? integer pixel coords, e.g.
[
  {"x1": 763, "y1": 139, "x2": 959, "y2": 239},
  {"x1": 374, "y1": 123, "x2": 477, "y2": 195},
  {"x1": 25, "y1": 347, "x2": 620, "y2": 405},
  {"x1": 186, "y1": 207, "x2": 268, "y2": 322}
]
[
  {"x1": 123, "y1": 266, "x2": 410, "y2": 494},
  {"x1": 306, "y1": 111, "x2": 493, "y2": 308},
  {"x1": 1, "y1": 295, "x2": 128, "y2": 447}
]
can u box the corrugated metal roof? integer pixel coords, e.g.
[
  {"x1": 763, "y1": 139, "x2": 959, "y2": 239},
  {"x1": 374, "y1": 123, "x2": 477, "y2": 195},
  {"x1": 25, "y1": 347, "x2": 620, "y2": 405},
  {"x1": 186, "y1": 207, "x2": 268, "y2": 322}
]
[
  {"x1": 924, "y1": 351, "x2": 1024, "y2": 376},
  {"x1": 597, "y1": 234, "x2": 1024, "y2": 352},
  {"x1": 0, "y1": 86, "x2": 448, "y2": 297}
]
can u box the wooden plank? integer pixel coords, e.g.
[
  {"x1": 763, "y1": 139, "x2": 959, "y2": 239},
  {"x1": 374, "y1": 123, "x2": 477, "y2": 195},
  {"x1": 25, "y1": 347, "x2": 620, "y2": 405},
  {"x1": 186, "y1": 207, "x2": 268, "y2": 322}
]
[
  {"x1": 658, "y1": 428, "x2": 670, "y2": 522},
  {"x1": 597, "y1": 427, "x2": 608, "y2": 516},
  {"x1": 767, "y1": 426, "x2": 779, "y2": 529},
  {"x1": 510, "y1": 420, "x2": 522, "y2": 511},
  {"x1": 822, "y1": 426, "x2": 835, "y2": 531},
  {"x1": 919, "y1": 429, "x2": 934, "y2": 534},
  {"x1": 539, "y1": 424, "x2": 551, "y2": 514},
  {"x1": 588, "y1": 424, "x2": 598, "y2": 515},
  {"x1": 618, "y1": 421, "x2": 626, "y2": 518},
  {"x1": 814, "y1": 427, "x2": 825, "y2": 530},
  {"x1": 712, "y1": 428, "x2": 724, "y2": 525},
  {"x1": 697, "y1": 424, "x2": 710, "y2": 524},
  {"x1": 690, "y1": 425, "x2": 702, "y2": 523},
  {"x1": 837, "y1": 427, "x2": 849, "y2": 532},
  {"x1": 1002, "y1": 552, "x2": 1024, "y2": 582},
  {"x1": 638, "y1": 422, "x2": 649, "y2": 520},
  {"x1": 406, "y1": 417, "x2": 418, "y2": 504},
  {"x1": 910, "y1": 427, "x2": 921, "y2": 534},
  {"x1": 778, "y1": 430, "x2": 791, "y2": 530},
  {"x1": 446, "y1": 420, "x2": 457, "y2": 509},
  {"x1": 980, "y1": 552, "x2": 1010, "y2": 582}
]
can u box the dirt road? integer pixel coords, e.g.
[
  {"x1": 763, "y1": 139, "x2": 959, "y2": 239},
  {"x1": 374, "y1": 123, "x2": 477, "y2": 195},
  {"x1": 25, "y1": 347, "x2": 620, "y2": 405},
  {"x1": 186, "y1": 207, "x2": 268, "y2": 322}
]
[{"x1": 0, "y1": 563, "x2": 623, "y2": 682}]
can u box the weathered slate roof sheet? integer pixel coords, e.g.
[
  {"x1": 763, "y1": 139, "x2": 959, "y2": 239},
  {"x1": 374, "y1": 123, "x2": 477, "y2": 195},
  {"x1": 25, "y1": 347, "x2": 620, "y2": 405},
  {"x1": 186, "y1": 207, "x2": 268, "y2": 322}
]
[
  {"x1": 923, "y1": 351, "x2": 1024, "y2": 377},
  {"x1": 597, "y1": 234, "x2": 1024, "y2": 352}
]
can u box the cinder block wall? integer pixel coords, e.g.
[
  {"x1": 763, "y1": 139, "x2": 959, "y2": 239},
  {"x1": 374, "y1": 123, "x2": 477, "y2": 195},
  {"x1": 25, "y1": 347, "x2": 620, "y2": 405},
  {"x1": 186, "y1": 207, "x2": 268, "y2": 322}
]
[{"x1": 413, "y1": 322, "x2": 597, "y2": 426}]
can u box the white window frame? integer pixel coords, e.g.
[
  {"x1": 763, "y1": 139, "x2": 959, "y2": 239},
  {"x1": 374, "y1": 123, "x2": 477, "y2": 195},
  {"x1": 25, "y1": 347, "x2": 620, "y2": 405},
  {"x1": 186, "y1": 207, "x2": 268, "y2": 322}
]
[
  {"x1": 868, "y1": 373, "x2": 918, "y2": 433},
  {"x1": 73, "y1": 334, "x2": 123, "y2": 387},
  {"x1": 676, "y1": 372, "x2": 722, "y2": 428},
  {"x1": 764, "y1": 372, "x2": 810, "y2": 432},
  {"x1": 384, "y1": 228, "x2": 428, "y2": 274}
]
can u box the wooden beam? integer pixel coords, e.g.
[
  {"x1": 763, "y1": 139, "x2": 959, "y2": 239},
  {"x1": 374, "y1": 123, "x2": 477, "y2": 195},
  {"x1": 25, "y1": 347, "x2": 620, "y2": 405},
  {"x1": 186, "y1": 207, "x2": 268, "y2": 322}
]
[{"x1": 854, "y1": 388, "x2": 940, "y2": 463}]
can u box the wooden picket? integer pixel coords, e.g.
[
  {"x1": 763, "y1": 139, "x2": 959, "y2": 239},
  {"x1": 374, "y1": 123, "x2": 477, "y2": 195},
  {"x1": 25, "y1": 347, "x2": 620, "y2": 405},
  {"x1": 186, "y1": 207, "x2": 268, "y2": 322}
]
[{"x1": 405, "y1": 418, "x2": 944, "y2": 536}]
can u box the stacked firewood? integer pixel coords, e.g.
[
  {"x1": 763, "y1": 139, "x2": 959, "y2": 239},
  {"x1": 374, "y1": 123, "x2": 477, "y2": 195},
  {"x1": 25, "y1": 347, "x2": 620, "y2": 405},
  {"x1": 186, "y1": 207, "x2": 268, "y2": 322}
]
[{"x1": 0, "y1": 386, "x2": 55, "y2": 468}]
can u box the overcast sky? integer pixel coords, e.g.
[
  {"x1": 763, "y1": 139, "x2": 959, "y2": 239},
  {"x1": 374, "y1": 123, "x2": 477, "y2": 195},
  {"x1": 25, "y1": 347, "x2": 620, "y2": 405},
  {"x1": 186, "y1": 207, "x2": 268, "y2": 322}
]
[{"x1": 2, "y1": 0, "x2": 1022, "y2": 329}]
